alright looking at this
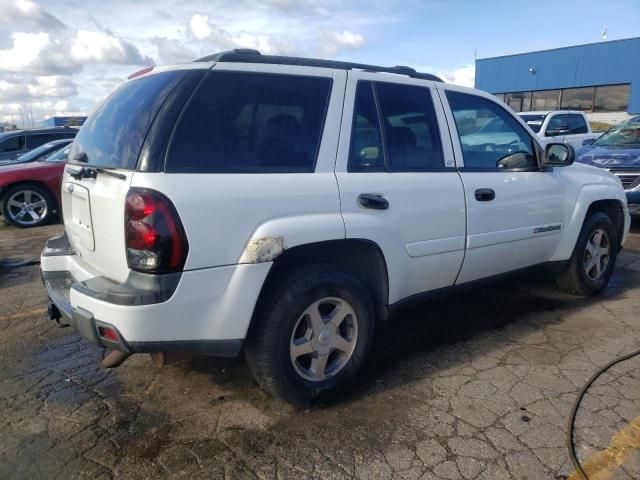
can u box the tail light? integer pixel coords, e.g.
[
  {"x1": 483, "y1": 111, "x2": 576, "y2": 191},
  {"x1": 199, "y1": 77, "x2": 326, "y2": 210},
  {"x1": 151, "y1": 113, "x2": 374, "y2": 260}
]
[{"x1": 125, "y1": 189, "x2": 188, "y2": 273}]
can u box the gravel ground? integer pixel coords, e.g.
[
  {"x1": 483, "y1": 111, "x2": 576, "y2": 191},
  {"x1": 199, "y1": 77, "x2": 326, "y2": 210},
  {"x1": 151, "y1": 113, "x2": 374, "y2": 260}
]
[{"x1": 1, "y1": 220, "x2": 639, "y2": 479}]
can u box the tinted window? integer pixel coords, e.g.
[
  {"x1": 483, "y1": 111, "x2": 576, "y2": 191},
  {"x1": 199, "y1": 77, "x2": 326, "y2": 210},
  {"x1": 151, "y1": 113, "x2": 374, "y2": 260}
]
[
  {"x1": 0, "y1": 136, "x2": 26, "y2": 153},
  {"x1": 519, "y1": 113, "x2": 547, "y2": 133},
  {"x1": 567, "y1": 114, "x2": 588, "y2": 134},
  {"x1": 546, "y1": 114, "x2": 568, "y2": 135},
  {"x1": 166, "y1": 72, "x2": 331, "y2": 173},
  {"x1": 446, "y1": 91, "x2": 537, "y2": 170},
  {"x1": 377, "y1": 83, "x2": 443, "y2": 171},
  {"x1": 504, "y1": 92, "x2": 532, "y2": 112},
  {"x1": 70, "y1": 71, "x2": 187, "y2": 169},
  {"x1": 560, "y1": 87, "x2": 594, "y2": 111},
  {"x1": 349, "y1": 83, "x2": 384, "y2": 171},
  {"x1": 27, "y1": 134, "x2": 57, "y2": 148}
]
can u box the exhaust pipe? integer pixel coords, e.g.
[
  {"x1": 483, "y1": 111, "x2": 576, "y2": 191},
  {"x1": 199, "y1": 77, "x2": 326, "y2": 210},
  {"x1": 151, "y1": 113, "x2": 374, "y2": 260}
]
[{"x1": 100, "y1": 350, "x2": 131, "y2": 368}]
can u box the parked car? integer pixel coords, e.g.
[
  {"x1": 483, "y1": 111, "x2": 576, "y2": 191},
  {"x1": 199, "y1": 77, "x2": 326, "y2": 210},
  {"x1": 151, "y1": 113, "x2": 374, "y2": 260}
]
[
  {"x1": 0, "y1": 127, "x2": 77, "y2": 162},
  {"x1": 519, "y1": 111, "x2": 599, "y2": 149},
  {"x1": 576, "y1": 116, "x2": 640, "y2": 214},
  {"x1": 41, "y1": 50, "x2": 630, "y2": 405},
  {"x1": 0, "y1": 139, "x2": 73, "y2": 167},
  {"x1": 0, "y1": 144, "x2": 70, "y2": 227}
]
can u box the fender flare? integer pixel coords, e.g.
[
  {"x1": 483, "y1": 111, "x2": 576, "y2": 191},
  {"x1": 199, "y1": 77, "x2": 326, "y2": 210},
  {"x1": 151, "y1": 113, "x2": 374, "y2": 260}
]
[{"x1": 551, "y1": 184, "x2": 627, "y2": 261}]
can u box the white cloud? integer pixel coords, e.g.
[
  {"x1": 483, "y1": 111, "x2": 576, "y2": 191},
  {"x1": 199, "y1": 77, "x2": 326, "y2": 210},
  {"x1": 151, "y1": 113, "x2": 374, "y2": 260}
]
[
  {"x1": 189, "y1": 14, "x2": 212, "y2": 40},
  {"x1": 439, "y1": 64, "x2": 475, "y2": 87},
  {"x1": 71, "y1": 29, "x2": 152, "y2": 64},
  {"x1": 0, "y1": 32, "x2": 50, "y2": 71},
  {"x1": 0, "y1": 0, "x2": 65, "y2": 30},
  {"x1": 319, "y1": 30, "x2": 365, "y2": 56},
  {"x1": 0, "y1": 100, "x2": 83, "y2": 126},
  {"x1": 0, "y1": 75, "x2": 77, "y2": 102}
]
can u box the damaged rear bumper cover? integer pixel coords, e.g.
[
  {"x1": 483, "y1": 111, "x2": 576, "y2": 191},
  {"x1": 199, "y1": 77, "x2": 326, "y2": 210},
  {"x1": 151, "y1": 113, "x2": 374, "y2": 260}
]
[{"x1": 41, "y1": 232, "x2": 244, "y2": 357}]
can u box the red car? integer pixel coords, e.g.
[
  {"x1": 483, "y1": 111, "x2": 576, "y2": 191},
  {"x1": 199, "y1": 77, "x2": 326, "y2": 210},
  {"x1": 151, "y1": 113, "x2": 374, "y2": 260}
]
[{"x1": 0, "y1": 145, "x2": 69, "y2": 228}]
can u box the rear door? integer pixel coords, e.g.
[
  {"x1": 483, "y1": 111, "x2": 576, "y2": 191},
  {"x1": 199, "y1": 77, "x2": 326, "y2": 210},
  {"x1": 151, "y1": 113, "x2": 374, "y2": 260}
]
[
  {"x1": 62, "y1": 68, "x2": 199, "y2": 283},
  {"x1": 335, "y1": 73, "x2": 466, "y2": 304},
  {"x1": 439, "y1": 86, "x2": 566, "y2": 284}
]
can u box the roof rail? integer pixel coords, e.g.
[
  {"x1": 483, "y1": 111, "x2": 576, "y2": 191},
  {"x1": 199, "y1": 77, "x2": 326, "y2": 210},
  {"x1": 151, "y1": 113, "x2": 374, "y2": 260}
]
[{"x1": 194, "y1": 49, "x2": 443, "y2": 82}]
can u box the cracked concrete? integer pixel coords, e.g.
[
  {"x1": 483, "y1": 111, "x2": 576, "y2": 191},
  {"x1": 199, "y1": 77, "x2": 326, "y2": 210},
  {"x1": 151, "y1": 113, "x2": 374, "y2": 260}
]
[{"x1": 1, "y1": 221, "x2": 639, "y2": 479}]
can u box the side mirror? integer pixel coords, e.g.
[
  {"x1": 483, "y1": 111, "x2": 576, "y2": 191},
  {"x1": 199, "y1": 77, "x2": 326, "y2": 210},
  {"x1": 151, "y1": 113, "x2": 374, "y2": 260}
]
[
  {"x1": 582, "y1": 138, "x2": 595, "y2": 146},
  {"x1": 545, "y1": 128, "x2": 568, "y2": 137},
  {"x1": 544, "y1": 143, "x2": 575, "y2": 167}
]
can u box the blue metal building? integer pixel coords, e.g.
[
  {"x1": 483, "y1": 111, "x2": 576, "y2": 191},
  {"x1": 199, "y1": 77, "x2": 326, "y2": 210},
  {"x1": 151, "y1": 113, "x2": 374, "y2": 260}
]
[
  {"x1": 475, "y1": 37, "x2": 640, "y2": 115},
  {"x1": 40, "y1": 116, "x2": 87, "y2": 127}
]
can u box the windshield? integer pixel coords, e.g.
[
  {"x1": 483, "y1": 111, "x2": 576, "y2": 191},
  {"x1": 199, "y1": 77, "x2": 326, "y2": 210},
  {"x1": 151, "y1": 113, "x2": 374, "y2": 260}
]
[
  {"x1": 519, "y1": 114, "x2": 547, "y2": 133},
  {"x1": 593, "y1": 121, "x2": 640, "y2": 147},
  {"x1": 46, "y1": 145, "x2": 71, "y2": 163},
  {"x1": 16, "y1": 141, "x2": 68, "y2": 163},
  {"x1": 69, "y1": 70, "x2": 187, "y2": 170}
]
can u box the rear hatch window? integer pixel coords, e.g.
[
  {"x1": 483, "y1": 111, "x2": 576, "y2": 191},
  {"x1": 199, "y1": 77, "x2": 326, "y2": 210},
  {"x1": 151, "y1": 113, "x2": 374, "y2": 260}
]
[{"x1": 69, "y1": 70, "x2": 188, "y2": 170}]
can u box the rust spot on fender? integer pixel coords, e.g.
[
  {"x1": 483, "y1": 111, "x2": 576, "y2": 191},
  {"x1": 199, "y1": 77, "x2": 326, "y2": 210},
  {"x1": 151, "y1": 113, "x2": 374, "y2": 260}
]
[{"x1": 239, "y1": 236, "x2": 284, "y2": 264}]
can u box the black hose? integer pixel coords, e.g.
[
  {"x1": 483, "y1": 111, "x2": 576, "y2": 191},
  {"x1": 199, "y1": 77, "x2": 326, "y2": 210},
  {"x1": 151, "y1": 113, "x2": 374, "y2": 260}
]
[{"x1": 567, "y1": 347, "x2": 640, "y2": 479}]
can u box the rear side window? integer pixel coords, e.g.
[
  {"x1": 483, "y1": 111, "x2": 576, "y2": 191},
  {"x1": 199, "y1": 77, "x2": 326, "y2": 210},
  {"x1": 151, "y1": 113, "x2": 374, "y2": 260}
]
[
  {"x1": 70, "y1": 71, "x2": 187, "y2": 169},
  {"x1": 567, "y1": 114, "x2": 588, "y2": 134},
  {"x1": 0, "y1": 136, "x2": 26, "y2": 153},
  {"x1": 166, "y1": 72, "x2": 332, "y2": 173},
  {"x1": 349, "y1": 81, "x2": 444, "y2": 172}
]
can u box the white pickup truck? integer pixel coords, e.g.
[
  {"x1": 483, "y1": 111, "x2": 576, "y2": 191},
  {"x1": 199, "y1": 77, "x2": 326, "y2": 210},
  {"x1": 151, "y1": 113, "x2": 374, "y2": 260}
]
[
  {"x1": 519, "y1": 110, "x2": 599, "y2": 150},
  {"x1": 41, "y1": 50, "x2": 630, "y2": 404}
]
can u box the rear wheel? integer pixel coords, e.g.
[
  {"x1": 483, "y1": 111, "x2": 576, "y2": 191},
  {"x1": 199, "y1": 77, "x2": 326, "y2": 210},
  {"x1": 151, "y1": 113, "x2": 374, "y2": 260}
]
[
  {"x1": 555, "y1": 212, "x2": 617, "y2": 296},
  {"x1": 1, "y1": 184, "x2": 53, "y2": 228},
  {"x1": 245, "y1": 265, "x2": 375, "y2": 405}
]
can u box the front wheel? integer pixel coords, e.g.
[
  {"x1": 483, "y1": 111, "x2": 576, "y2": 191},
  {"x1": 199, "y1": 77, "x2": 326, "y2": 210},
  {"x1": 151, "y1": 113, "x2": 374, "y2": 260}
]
[
  {"x1": 555, "y1": 212, "x2": 617, "y2": 296},
  {"x1": 245, "y1": 265, "x2": 375, "y2": 405}
]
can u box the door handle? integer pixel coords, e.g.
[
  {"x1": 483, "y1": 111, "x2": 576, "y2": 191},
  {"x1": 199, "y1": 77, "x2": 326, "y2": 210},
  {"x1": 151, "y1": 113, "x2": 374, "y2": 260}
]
[
  {"x1": 475, "y1": 188, "x2": 495, "y2": 201},
  {"x1": 358, "y1": 193, "x2": 389, "y2": 210}
]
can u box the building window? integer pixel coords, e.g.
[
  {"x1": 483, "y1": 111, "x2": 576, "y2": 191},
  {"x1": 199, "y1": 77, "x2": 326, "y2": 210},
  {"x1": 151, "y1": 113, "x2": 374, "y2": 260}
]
[
  {"x1": 493, "y1": 93, "x2": 505, "y2": 102},
  {"x1": 560, "y1": 87, "x2": 594, "y2": 111},
  {"x1": 531, "y1": 90, "x2": 561, "y2": 110},
  {"x1": 593, "y1": 84, "x2": 630, "y2": 112},
  {"x1": 504, "y1": 92, "x2": 532, "y2": 112}
]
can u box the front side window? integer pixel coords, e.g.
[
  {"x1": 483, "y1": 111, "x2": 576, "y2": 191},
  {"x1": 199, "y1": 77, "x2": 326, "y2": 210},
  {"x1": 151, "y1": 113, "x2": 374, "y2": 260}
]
[
  {"x1": 546, "y1": 114, "x2": 569, "y2": 137},
  {"x1": 446, "y1": 91, "x2": 537, "y2": 170},
  {"x1": 567, "y1": 114, "x2": 588, "y2": 134},
  {"x1": 0, "y1": 136, "x2": 26, "y2": 153},
  {"x1": 166, "y1": 72, "x2": 332, "y2": 173},
  {"x1": 27, "y1": 134, "x2": 57, "y2": 149},
  {"x1": 348, "y1": 81, "x2": 444, "y2": 172}
]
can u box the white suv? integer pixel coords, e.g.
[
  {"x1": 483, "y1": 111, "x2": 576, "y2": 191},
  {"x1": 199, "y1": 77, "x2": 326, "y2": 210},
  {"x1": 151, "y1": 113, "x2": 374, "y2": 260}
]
[{"x1": 41, "y1": 50, "x2": 631, "y2": 405}]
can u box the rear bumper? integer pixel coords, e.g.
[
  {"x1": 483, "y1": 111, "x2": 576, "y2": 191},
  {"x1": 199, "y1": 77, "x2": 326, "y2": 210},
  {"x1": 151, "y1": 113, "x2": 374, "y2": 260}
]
[{"x1": 41, "y1": 232, "x2": 271, "y2": 356}]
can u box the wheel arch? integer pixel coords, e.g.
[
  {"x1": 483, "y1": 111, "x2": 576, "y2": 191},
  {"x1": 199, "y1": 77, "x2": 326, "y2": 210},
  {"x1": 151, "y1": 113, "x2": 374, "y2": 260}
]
[
  {"x1": 253, "y1": 239, "x2": 390, "y2": 326},
  {"x1": 552, "y1": 185, "x2": 627, "y2": 261}
]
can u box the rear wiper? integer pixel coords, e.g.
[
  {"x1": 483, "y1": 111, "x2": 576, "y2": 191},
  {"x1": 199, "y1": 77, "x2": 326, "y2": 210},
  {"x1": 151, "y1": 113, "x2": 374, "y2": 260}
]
[{"x1": 68, "y1": 166, "x2": 126, "y2": 181}]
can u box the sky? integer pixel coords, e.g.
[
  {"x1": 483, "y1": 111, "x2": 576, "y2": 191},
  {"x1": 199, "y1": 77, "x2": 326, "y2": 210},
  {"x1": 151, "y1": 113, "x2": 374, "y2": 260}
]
[{"x1": 0, "y1": 0, "x2": 639, "y2": 125}]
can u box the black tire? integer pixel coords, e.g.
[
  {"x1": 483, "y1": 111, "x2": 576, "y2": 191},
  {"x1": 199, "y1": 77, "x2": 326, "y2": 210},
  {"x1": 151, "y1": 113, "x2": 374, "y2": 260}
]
[
  {"x1": 245, "y1": 264, "x2": 375, "y2": 406},
  {"x1": 555, "y1": 212, "x2": 618, "y2": 296},
  {"x1": 1, "y1": 183, "x2": 54, "y2": 228}
]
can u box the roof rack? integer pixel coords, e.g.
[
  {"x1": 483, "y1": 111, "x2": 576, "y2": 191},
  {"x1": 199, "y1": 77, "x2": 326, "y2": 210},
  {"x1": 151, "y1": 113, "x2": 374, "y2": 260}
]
[{"x1": 194, "y1": 49, "x2": 443, "y2": 82}]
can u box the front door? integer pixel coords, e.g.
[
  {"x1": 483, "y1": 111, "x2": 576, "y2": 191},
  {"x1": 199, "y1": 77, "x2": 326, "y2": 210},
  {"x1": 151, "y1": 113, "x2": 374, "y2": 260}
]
[
  {"x1": 335, "y1": 73, "x2": 466, "y2": 304},
  {"x1": 439, "y1": 86, "x2": 566, "y2": 284}
]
